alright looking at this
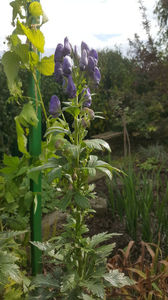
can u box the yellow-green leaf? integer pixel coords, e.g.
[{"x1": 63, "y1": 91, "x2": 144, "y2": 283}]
[
  {"x1": 17, "y1": 20, "x2": 45, "y2": 53},
  {"x1": 37, "y1": 55, "x2": 54, "y2": 76},
  {"x1": 29, "y1": 51, "x2": 39, "y2": 68}
]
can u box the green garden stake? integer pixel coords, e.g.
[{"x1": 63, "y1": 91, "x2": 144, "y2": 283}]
[{"x1": 28, "y1": 0, "x2": 42, "y2": 276}]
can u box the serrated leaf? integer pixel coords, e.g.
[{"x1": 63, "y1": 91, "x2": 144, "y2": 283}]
[
  {"x1": 29, "y1": 1, "x2": 43, "y2": 17},
  {"x1": 74, "y1": 193, "x2": 90, "y2": 209},
  {"x1": 96, "y1": 166, "x2": 112, "y2": 180},
  {"x1": 32, "y1": 273, "x2": 60, "y2": 289},
  {"x1": 96, "y1": 243, "x2": 116, "y2": 258},
  {"x1": 90, "y1": 232, "x2": 117, "y2": 248},
  {"x1": 84, "y1": 139, "x2": 111, "y2": 152},
  {"x1": 37, "y1": 55, "x2": 54, "y2": 76},
  {"x1": 17, "y1": 20, "x2": 45, "y2": 53},
  {"x1": 103, "y1": 269, "x2": 135, "y2": 288},
  {"x1": 82, "y1": 281, "x2": 105, "y2": 299}
]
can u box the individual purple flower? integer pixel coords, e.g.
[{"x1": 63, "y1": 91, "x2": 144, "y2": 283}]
[
  {"x1": 88, "y1": 56, "x2": 97, "y2": 73},
  {"x1": 54, "y1": 43, "x2": 64, "y2": 62},
  {"x1": 93, "y1": 67, "x2": 101, "y2": 85},
  {"x1": 63, "y1": 55, "x2": 73, "y2": 77},
  {"x1": 54, "y1": 62, "x2": 63, "y2": 82},
  {"x1": 81, "y1": 41, "x2": 90, "y2": 54},
  {"x1": 49, "y1": 95, "x2": 61, "y2": 118},
  {"x1": 89, "y1": 49, "x2": 98, "y2": 61},
  {"x1": 82, "y1": 87, "x2": 92, "y2": 107},
  {"x1": 63, "y1": 37, "x2": 71, "y2": 56},
  {"x1": 66, "y1": 75, "x2": 76, "y2": 99},
  {"x1": 79, "y1": 49, "x2": 88, "y2": 71}
]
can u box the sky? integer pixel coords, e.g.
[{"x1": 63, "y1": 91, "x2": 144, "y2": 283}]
[{"x1": 0, "y1": 0, "x2": 158, "y2": 55}]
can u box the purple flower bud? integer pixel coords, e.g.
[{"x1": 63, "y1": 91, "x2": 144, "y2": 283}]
[
  {"x1": 93, "y1": 67, "x2": 101, "y2": 85},
  {"x1": 54, "y1": 43, "x2": 64, "y2": 62},
  {"x1": 79, "y1": 49, "x2": 88, "y2": 71},
  {"x1": 81, "y1": 41, "x2": 90, "y2": 54},
  {"x1": 88, "y1": 56, "x2": 97, "y2": 73},
  {"x1": 63, "y1": 55, "x2": 73, "y2": 77},
  {"x1": 89, "y1": 49, "x2": 98, "y2": 61},
  {"x1": 66, "y1": 75, "x2": 76, "y2": 99},
  {"x1": 74, "y1": 45, "x2": 80, "y2": 60},
  {"x1": 54, "y1": 62, "x2": 63, "y2": 82},
  {"x1": 82, "y1": 87, "x2": 92, "y2": 107},
  {"x1": 63, "y1": 37, "x2": 71, "y2": 56},
  {"x1": 49, "y1": 95, "x2": 61, "y2": 118}
]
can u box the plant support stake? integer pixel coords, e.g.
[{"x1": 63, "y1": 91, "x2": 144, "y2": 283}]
[{"x1": 28, "y1": 0, "x2": 42, "y2": 276}]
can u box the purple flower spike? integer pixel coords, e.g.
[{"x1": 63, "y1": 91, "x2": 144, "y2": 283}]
[
  {"x1": 66, "y1": 75, "x2": 76, "y2": 99},
  {"x1": 63, "y1": 37, "x2": 71, "y2": 56},
  {"x1": 49, "y1": 95, "x2": 61, "y2": 118},
  {"x1": 89, "y1": 49, "x2": 98, "y2": 61},
  {"x1": 54, "y1": 62, "x2": 63, "y2": 82},
  {"x1": 83, "y1": 87, "x2": 92, "y2": 107},
  {"x1": 54, "y1": 43, "x2": 64, "y2": 62},
  {"x1": 63, "y1": 55, "x2": 73, "y2": 77},
  {"x1": 88, "y1": 56, "x2": 96, "y2": 73},
  {"x1": 93, "y1": 67, "x2": 101, "y2": 85},
  {"x1": 79, "y1": 49, "x2": 88, "y2": 71},
  {"x1": 81, "y1": 41, "x2": 90, "y2": 54}
]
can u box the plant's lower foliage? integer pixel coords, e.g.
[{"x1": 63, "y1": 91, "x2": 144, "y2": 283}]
[
  {"x1": 0, "y1": 230, "x2": 30, "y2": 298},
  {"x1": 30, "y1": 212, "x2": 134, "y2": 299}
]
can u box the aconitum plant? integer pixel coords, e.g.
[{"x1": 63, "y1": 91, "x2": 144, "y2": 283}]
[{"x1": 32, "y1": 37, "x2": 134, "y2": 299}]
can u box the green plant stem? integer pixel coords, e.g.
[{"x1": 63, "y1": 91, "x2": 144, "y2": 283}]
[{"x1": 32, "y1": 71, "x2": 48, "y2": 122}]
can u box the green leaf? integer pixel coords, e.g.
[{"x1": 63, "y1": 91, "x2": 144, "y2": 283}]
[
  {"x1": 15, "y1": 44, "x2": 29, "y2": 64},
  {"x1": 88, "y1": 155, "x2": 98, "y2": 168},
  {"x1": 63, "y1": 106, "x2": 80, "y2": 118},
  {"x1": 45, "y1": 127, "x2": 70, "y2": 137},
  {"x1": 17, "y1": 20, "x2": 45, "y2": 53},
  {"x1": 19, "y1": 102, "x2": 38, "y2": 127},
  {"x1": 29, "y1": 1, "x2": 43, "y2": 17},
  {"x1": 58, "y1": 191, "x2": 73, "y2": 211},
  {"x1": 82, "y1": 294, "x2": 94, "y2": 300},
  {"x1": 103, "y1": 269, "x2": 135, "y2": 288},
  {"x1": 5, "y1": 191, "x2": 15, "y2": 203},
  {"x1": 90, "y1": 232, "x2": 117, "y2": 248},
  {"x1": 96, "y1": 243, "x2": 116, "y2": 258},
  {"x1": 15, "y1": 116, "x2": 30, "y2": 157},
  {"x1": 37, "y1": 55, "x2": 54, "y2": 76},
  {"x1": 1, "y1": 51, "x2": 20, "y2": 90},
  {"x1": 3, "y1": 154, "x2": 20, "y2": 169},
  {"x1": 82, "y1": 281, "x2": 105, "y2": 299},
  {"x1": 83, "y1": 139, "x2": 111, "y2": 152},
  {"x1": 96, "y1": 166, "x2": 112, "y2": 180},
  {"x1": 48, "y1": 167, "x2": 62, "y2": 183},
  {"x1": 74, "y1": 193, "x2": 90, "y2": 209}
]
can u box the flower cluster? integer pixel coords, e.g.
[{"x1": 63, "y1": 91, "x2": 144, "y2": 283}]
[
  {"x1": 49, "y1": 38, "x2": 101, "y2": 118},
  {"x1": 80, "y1": 42, "x2": 101, "y2": 85}
]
